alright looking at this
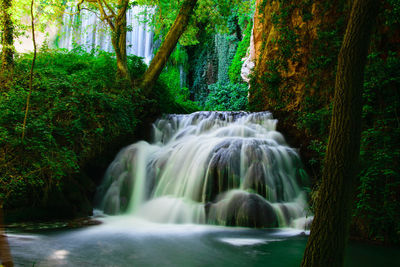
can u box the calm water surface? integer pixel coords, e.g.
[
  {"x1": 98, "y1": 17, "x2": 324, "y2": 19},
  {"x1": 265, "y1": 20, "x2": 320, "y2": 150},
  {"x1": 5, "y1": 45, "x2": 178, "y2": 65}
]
[{"x1": 7, "y1": 216, "x2": 400, "y2": 267}]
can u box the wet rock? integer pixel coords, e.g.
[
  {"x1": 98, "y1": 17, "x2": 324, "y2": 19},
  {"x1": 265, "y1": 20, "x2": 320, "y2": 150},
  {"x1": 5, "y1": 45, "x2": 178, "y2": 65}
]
[
  {"x1": 203, "y1": 140, "x2": 242, "y2": 202},
  {"x1": 242, "y1": 162, "x2": 267, "y2": 198},
  {"x1": 208, "y1": 191, "x2": 278, "y2": 228}
]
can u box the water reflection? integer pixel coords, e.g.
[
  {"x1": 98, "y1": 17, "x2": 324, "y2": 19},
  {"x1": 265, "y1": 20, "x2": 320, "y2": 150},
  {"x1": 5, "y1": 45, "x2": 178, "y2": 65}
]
[{"x1": 6, "y1": 216, "x2": 400, "y2": 267}]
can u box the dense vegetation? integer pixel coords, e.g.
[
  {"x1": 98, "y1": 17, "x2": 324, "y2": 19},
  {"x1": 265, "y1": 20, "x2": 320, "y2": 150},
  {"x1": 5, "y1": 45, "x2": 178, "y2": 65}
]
[
  {"x1": 248, "y1": 0, "x2": 400, "y2": 245},
  {"x1": 353, "y1": 51, "x2": 400, "y2": 244},
  {"x1": 0, "y1": 47, "x2": 197, "y2": 221},
  {"x1": 0, "y1": 0, "x2": 399, "y2": 249}
]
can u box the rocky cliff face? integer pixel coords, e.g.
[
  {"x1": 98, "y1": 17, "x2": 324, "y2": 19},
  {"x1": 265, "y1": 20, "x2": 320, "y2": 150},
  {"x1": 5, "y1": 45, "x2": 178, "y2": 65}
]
[
  {"x1": 249, "y1": 0, "x2": 348, "y2": 113},
  {"x1": 248, "y1": 0, "x2": 400, "y2": 244},
  {"x1": 188, "y1": 28, "x2": 240, "y2": 104},
  {"x1": 245, "y1": 0, "x2": 349, "y2": 187}
]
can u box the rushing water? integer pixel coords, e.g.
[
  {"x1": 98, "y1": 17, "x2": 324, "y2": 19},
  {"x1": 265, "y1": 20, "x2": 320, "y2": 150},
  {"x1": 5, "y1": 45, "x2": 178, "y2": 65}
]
[
  {"x1": 58, "y1": 6, "x2": 154, "y2": 64},
  {"x1": 97, "y1": 111, "x2": 311, "y2": 229},
  {"x1": 7, "y1": 111, "x2": 400, "y2": 266}
]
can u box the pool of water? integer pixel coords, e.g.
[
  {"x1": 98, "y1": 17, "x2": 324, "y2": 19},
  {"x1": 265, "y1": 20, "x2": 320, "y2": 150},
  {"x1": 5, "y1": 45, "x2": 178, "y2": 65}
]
[{"x1": 7, "y1": 216, "x2": 400, "y2": 267}]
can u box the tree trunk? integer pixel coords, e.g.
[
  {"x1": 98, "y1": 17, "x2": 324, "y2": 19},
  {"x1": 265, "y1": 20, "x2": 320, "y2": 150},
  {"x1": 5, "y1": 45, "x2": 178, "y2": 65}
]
[
  {"x1": 140, "y1": 0, "x2": 197, "y2": 94},
  {"x1": 94, "y1": 0, "x2": 130, "y2": 82},
  {"x1": 301, "y1": 0, "x2": 380, "y2": 266},
  {"x1": 112, "y1": 19, "x2": 129, "y2": 81},
  {"x1": 112, "y1": 0, "x2": 130, "y2": 81},
  {"x1": 1, "y1": 0, "x2": 14, "y2": 71}
]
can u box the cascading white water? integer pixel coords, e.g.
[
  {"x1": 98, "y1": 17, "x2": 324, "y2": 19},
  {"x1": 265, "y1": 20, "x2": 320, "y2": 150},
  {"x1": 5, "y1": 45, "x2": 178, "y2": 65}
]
[
  {"x1": 58, "y1": 6, "x2": 154, "y2": 64},
  {"x1": 97, "y1": 111, "x2": 311, "y2": 228}
]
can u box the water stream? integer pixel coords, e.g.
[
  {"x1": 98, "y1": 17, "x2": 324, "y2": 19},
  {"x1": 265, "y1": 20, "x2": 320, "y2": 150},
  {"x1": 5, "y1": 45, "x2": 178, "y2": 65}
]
[
  {"x1": 7, "y1": 111, "x2": 400, "y2": 266},
  {"x1": 97, "y1": 111, "x2": 311, "y2": 229}
]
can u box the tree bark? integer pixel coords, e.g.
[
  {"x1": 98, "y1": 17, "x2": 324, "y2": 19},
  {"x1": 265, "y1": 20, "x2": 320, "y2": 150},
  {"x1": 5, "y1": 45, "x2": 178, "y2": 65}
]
[
  {"x1": 93, "y1": 0, "x2": 130, "y2": 82},
  {"x1": 1, "y1": 0, "x2": 14, "y2": 71},
  {"x1": 140, "y1": 0, "x2": 197, "y2": 94},
  {"x1": 112, "y1": 19, "x2": 129, "y2": 80},
  {"x1": 301, "y1": 0, "x2": 380, "y2": 266},
  {"x1": 112, "y1": 0, "x2": 130, "y2": 81}
]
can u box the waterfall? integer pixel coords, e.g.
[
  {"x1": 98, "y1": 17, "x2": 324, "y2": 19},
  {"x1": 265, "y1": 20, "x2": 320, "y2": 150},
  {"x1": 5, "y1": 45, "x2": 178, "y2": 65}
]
[
  {"x1": 58, "y1": 6, "x2": 154, "y2": 64},
  {"x1": 97, "y1": 111, "x2": 311, "y2": 228}
]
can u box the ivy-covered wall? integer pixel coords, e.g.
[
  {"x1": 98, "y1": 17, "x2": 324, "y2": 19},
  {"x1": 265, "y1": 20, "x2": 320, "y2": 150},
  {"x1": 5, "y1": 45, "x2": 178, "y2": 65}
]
[
  {"x1": 215, "y1": 32, "x2": 238, "y2": 84},
  {"x1": 187, "y1": 14, "x2": 252, "y2": 107},
  {"x1": 250, "y1": 0, "x2": 347, "y2": 113},
  {"x1": 187, "y1": 35, "x2": 218, "y2": 104}
]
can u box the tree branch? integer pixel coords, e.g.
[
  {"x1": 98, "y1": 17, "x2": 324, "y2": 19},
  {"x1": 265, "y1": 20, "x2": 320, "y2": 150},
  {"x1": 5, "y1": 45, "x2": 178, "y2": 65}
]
[
  {"x1": 101, "y1": 0, "x2": 116, "y2": 17},
  {"x1": 77, "y1": 0, "x2": 85, "y2": 11},
  {"x1": 117, "y1": 0, "x2": 130, "y2": 21},
  {"x1": 96, "y1": 0, "x2": 115, "y2": 30}
]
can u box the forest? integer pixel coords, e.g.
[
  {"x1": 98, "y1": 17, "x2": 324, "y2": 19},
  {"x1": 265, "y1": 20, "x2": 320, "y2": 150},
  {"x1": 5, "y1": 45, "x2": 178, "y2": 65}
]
[{"x1": 0, "y1": 0, "x2": 399, "y2": 266}]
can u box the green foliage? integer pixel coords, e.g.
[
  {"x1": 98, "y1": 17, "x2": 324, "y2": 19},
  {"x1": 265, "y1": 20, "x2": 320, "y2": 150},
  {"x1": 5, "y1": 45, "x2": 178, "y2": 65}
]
[
  {"x1": 306, "y1": 139, "x2": 325, "y2": 168},
  {"x1": 0, "y1": 45, "x2": 197, "y2": 217},
  {"x1": 214, "y1": 13, "x2": 242, "y2": 84},
  {"x1": 189, "y1": 33, "x2": 218, "y2": 104},
  {"x1": 0, "y1": 49, "x2": 144, "y2": 210},
  {"x1": 354, "y1": 51, "x2": 400, "y2": 244},
  {"x1": 297, "y1": 102, "x2": 332, "y2": 137},
  {"x1": 160, "y1": 66, "x2": 181, "y2": 92},
  {"x1": 6, "y1": 0, "x2": 68, "y2": 41},
  {"x1": 235, "y1": 0, "x2": 256, "y2": 29},
  {"x1": 204, "y1": 82, "x2": 248, "y2": 111},
  {"x1": 229, "y1": 21, "x2": 252, "y2": 83},
  {"x1": 384, "y1": 0, "x2": 400, "y2": 26},
  {"x1": 248, "y1": 0, "x2": 299, "y2": 112},
  {"x1": 159, "y1": 65, "x2": 199, "y2": 113},
  {"x1": 152, "y1": 80, "x2": 200, "y2": 114},
  {"x1": 248, "y1": 59, "x2": 283, "y2": 111},
  {"x1": 215, "y1": 32, "x2": 238, "y2": 84},
  {"x1": 248, "y1": 76, "x2": 265, "y2": 112},
  {"x1": 157, "y1": 44, "x2": 200, "y2": 113},
  {"x1": 136, "y1": 0, "x2": 254, "y2": 46},
  {"x1": 169, "y1": 44, "x2": 189, "y2": 66},
  {"x1": 259, "y1": 0, "x2": 300, "y2": 70},
  {"x1": 270, "y1": 3, "x2": 299, "y2": 67},
  {"x1": 189, "y1": 10, "x2": 250, "y2": 106},
  {"x1": 298, "y1": 51, "x2": 400, "y2": 244},
  {"x1": 248, "y1": 0, "x2": 400, "y2": 245},
  {"x1": 306, "y1": 22, "x2": 344, "y2": 97}
]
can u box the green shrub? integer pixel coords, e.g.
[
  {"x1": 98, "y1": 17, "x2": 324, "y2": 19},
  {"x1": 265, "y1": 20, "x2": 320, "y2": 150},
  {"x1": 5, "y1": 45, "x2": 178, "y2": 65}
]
[
  {"x1": 0, "y1": 49, "x2": 146, "y2": 213},
  {"x1": 229, "y1": 21, "x2": 253, "y2": 83},
  {"x1": 158, "y1": 45, "x2": 200, "y2": 114},
  {"x1": 205, "y1": 82, "x2": 248, "y2": 111},
  {"x1": 153, "y1": 71, "x2": 200, "y2": 114},
  {"x1": 354, "y1": 51, "x2": 400, "y2": 244}
]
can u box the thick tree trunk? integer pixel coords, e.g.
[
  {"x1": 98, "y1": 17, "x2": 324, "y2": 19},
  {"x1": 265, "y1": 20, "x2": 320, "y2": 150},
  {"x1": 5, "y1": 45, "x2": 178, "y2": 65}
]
[
  {"x1": 112, "y1": 14, "x2": 129, "y2": 81},
  {"x1": 94, "y1": 0, "x2": 130, "y2": 82},
  {"x1": 112, "y1": 0, "x2": 130, "y2": 81},
  {"x1": 140, "y1": 0, "x2": 197, "y2": 94},
  {"x1": 1, "y1": 0, "x2": 14, "y2": 71},
  {"x1": 301, "y1": 0, "x2": 380, "y2": 266}
]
